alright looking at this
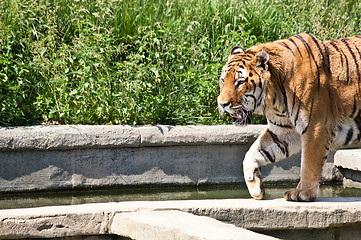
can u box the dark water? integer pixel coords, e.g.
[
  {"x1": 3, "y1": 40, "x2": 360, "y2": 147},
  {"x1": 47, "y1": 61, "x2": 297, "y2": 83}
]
[{"x1": 0, "y1": 183, "x2": 360, "y2": 210}]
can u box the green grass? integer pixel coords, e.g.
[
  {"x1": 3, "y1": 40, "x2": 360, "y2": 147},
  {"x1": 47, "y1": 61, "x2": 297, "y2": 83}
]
[{"x1": 1, "y1": 0, "x2": 361, "y2": 126}]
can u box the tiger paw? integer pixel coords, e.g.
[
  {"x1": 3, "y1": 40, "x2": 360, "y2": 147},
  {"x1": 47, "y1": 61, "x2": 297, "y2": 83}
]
[
  {"x1": 245, "y1": 167, "x2": 265, "y2": 200},
  {"x1": 283, "y1": 188, "x2": 317, "y2": 202}
]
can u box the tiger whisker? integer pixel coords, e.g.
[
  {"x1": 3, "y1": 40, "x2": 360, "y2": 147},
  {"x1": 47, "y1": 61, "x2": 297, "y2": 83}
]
[{"x1": 231, "y1": 105, "x2": 243, "y2": 109}]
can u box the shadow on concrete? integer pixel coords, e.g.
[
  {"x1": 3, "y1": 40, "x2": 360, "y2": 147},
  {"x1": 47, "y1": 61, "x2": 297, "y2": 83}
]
[
  {"x1": 315, "y1": 197, "x2": 361, "y2": 203},
  {"x1": 0, "y1": 144, "x2": 252, "y2": 190}
]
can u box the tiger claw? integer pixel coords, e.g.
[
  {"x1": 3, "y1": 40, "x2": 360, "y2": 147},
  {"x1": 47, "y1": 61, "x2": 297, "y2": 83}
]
[{"x1": 284, "y1": 188, "x2": 317, "y2": 202}]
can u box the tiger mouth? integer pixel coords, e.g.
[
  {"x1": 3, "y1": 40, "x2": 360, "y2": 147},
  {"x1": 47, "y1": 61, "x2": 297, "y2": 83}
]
[{"x1": 230, "y1": 110, "x2": 252, "y2": 125}]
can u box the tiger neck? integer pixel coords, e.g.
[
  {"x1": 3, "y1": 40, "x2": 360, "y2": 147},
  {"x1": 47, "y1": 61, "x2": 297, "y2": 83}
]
[{"x1": 264, "y1": 45, "x2": 294, "y2": 117}]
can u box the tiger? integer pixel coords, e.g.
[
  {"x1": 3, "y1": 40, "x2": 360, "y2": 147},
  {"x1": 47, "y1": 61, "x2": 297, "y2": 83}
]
[{"x1": 217, "y1": 33, "x2": 361, "y2": 202}]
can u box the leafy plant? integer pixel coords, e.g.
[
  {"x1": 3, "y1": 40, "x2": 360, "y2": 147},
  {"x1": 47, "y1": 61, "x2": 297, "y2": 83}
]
[{"x1": 0, "y1": 0, "x2": 360, "y2": 126}]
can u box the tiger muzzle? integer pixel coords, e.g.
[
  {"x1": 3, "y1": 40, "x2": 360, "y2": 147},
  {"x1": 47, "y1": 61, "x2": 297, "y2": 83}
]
[{"x1": 230, "y1": 109, "x2": 252, "y2": 125}]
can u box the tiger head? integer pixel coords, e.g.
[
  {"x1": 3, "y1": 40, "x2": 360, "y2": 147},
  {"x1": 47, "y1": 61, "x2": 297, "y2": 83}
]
[{"x1": 217, "y1": 46, "x2": 270, "y2": 125}]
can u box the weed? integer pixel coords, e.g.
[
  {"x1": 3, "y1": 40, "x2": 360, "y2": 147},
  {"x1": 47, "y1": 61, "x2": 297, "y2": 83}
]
[{"x1": 0, "y1": 0, "x2": 360, "y2": 126}]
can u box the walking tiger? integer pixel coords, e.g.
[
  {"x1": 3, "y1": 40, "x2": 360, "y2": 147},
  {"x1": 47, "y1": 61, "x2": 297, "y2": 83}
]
[{"x1": 217, "y1": 33, "x2": 361, "y2": 201}]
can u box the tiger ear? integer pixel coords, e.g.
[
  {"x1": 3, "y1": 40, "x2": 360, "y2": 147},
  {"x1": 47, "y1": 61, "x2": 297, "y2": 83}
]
[
  {"x1": 230, "y1": 46, "x2": 244, "y2": 55},
  {"x1": 255, "y1": 50, "x2": 269, "y2": 71}
]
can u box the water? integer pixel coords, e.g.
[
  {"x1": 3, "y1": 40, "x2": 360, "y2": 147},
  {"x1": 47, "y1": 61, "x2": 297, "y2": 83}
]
[{"x1": 0, "y1": 183, "x2": 360, "y2": 210}]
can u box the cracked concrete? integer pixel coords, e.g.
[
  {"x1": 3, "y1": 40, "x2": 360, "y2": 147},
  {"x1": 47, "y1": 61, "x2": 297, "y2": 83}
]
[{"x1": 1, "y1": 198, "x2": 361, "y2": 239}]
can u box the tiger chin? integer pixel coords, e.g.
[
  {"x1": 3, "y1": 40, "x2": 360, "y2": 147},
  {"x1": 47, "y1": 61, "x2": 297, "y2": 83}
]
[{"x1": 217, "y1": 33, "x2": 361, "y2": 202}]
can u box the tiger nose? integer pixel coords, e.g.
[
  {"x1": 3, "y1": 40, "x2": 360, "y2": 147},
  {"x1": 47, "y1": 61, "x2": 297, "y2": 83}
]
[{"x1": 218, "y1": 101, "x2": 231, "y2": 109}]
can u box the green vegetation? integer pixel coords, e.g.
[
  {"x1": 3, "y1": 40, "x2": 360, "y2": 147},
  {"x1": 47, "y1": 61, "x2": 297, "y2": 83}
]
[{"x1": 1, "y1": 0, "x2": 360, "y2": 126}]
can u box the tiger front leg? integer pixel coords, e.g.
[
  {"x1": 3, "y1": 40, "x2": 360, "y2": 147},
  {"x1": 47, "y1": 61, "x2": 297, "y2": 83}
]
[
  {"x1": 243, "y1": 127, "x2": 301, "y2": 200},
  {"x1": 284, "y1": 124, "x2": 330, "y2": 202}
]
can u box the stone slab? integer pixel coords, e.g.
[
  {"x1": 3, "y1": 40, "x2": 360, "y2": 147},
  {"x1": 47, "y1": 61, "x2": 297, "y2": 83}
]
[
  {"x1": 111, "y1": 210, "x2": 278, "y2": 240},
  {"x1": 0, "y1": 125, "x2": 267, "y2": 151},
  {"x1": 0, "y1": 125, "x2": 141, "y2": 151},
  {"x1": 1, "y1": 198, "x2": 361, "y2": 239},
  {"x1": 138, "y1": 125, "x2": 265, "y2": 146},
  {"x1": 334, "y1": 149, "x2": 361, "y2": 171}
]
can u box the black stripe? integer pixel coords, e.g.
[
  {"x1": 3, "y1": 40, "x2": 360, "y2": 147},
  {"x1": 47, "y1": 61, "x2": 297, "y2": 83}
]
[
  {"x1": 279, "y1": 83, "x2": 288, "y2": 113},
  {"x1": 268, "y1": 130, "x2": 289, "y2": 157},
  {"x1": 269, "y1": 119, "x2": 293, "y2": 129},
  {"x1": 325, "y1": 145, "x2": 330, "y2": 152},
  {"x1": 352, "y1": 42, "x2": 361, "y2": 91},
  {"x1": 227, "y1": 59, "x2": 241, "y2": 66},
  {"x1": 288, "y1": 38, "x2": 303, "y2": 56},
  {"x1": 301, "y1": 98, "x2": 314, "y2": 135},
  {"x1": 246, "y1": 50, "x2": 256, "y2": 55},
  {"x1": 268, "y1": 52, "x2": 281, "y2": 57},
  {"x1": 275, "y1": 112, "x2": 288, "y2": 117},
  {"x1": 256, "y1": 84, "x2": 264, "y2": 107},
  {"x1": 269, "y1": 64, "x2": 288, "y2": 113},
  {"x1": 353, "y1": 43, "x2": 361, "y2": 58},
  {"x1": 355, "y1": 110, "x2": 361, "y2": 141},
  {"x1": 278, "y1": 42, "x2": 295, "y2": 56},
  {"x1": 321, "y1": 41, "x2": 331, "y2": 73},
  {"x1": 258, "y1": 78, "x2": 262, "y2": 88},
  {"x1": 291, "y1": 92, "x2": 296, "y2": 114},
  {"x1": 309, "y1": 34, "x2": 327, "y2": 63},
  {"x1": 273, "y1": 95, "x2": 277, "y2": 105},
  {"x1": 259, "y1": 148, "x2": 275, "y2": 163},
  {"x1": 350, "y1": 96, "x2": 357, "y2": 118},
  {"x1": 295, "y1": 34, "x2": 321, "y2": 90},
  {"x1": 342, "y1": 38, "x2": 360, "y2": 85},
  {"x1": 250, "y1": 79, "x2": 256, "y2": 94},
  {"x1": 344, "y1": 128, "x2": 354, "y2": 145},
  {"x1": 328, "y1": 41, "x2": 344, "y2": 66},
  {"x1": 329, "y1": 41, "x2": 350, "y2": 83},
  {"x1": 243, "y1": 51, "x2": 256, "y2": 61}
]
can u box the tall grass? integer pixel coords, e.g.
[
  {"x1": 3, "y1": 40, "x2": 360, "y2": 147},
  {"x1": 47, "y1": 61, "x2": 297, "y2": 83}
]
[{"x1": 1, "y1": 0, "x2": 360, "y2": 126}]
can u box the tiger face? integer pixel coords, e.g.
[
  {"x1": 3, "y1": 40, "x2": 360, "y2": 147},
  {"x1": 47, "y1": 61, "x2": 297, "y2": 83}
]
[{"x1": 217, "y1": 46, "x2": 270, "y2": 125}]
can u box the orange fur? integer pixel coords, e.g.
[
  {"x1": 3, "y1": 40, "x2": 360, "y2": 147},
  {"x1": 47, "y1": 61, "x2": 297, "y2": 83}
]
[{"x1": 218, "y1": 33, "x2": 361, "y2": 201}]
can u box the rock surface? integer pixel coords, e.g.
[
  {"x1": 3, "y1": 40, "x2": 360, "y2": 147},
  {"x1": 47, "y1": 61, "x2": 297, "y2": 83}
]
[
  {"x1": 334, "y1": 149, "x2": 361, "y2": 171},
  {"x1": 1, "y1": 198, "x2": 361, "y2": 239}
]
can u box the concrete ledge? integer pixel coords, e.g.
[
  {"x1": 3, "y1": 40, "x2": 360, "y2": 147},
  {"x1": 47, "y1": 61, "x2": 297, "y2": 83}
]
[
  {"x1": 138, "y1": 125, "x2": 264, "y2": 146},
  {"x1": 1, "y1": 198, "x2": 361, "y2": 239},
  {"x1": 0, "y1": 125, "x2": 265, "y2": 151},
  {"x1": 0, "y1": 125, "x2": 339, "y2": 192},
  {"x1": 0, "y1": 125, "x2": 141, "y2": 151}
]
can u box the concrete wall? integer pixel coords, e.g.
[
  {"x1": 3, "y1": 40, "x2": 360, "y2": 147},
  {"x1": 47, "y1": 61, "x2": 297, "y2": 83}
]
[{"x1": 0, "y1": 125, "x2": 337, "y2": 193}]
